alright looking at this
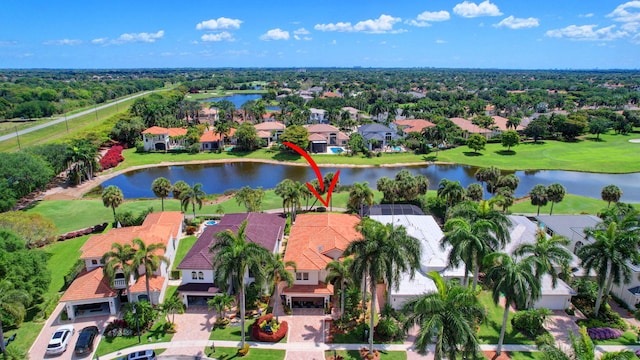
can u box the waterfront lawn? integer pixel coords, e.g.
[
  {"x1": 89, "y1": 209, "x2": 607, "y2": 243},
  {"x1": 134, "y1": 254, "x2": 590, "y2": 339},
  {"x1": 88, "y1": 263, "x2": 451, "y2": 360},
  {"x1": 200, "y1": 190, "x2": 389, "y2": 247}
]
[
  {"x1": 94, "y1": 319, "x2": 173, "y2": 357},
  {"x1": 173, "y1": 235, "x2": 197, "y2": 271},
  {"x1": 325, "y1": 350, "x2": 407, "y2": 360},
  {"x1": 204, "y1": 347, "x2": 285, "y2": 360},
  {"x1": 477, "y1": 291, "x2": 534, "y2": 345}
]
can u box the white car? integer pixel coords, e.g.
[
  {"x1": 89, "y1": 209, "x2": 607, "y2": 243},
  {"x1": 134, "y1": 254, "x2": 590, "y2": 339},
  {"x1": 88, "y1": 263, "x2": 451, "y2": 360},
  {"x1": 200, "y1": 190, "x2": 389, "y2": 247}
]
[
  {"x1": 45, "y1": 325, "x2": 75, "y2": 355},
  {"x1": 127, "y1": 350, "x2": 157, "y2": 360}
]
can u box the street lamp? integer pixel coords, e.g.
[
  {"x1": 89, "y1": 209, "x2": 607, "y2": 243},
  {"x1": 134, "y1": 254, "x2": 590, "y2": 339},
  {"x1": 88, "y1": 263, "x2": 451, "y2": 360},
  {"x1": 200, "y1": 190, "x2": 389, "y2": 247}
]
[{"x1": 132, "y1": 304, "x2": 140, "y2": 343}]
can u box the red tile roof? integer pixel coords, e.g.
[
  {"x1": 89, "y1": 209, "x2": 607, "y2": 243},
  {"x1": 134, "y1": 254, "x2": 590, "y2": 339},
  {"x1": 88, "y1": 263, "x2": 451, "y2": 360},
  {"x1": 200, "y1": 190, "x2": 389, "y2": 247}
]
[
  {"x1": 60, "y1": 267, "x2": 118, "y2": 301},
  {"x1": 394, "y1": 119, "x2": 436, "y2": 134},
  {"x1": 284, "y1": 214, "x2": 361, "y2": 271},
  {"x1": 142, "y1": 126, "x2": 188, "y2": 137},
  {"x1": 129, "y1": 274, "x2": 165, "y2": 293},
  {"x1": 305, "y1": 124, "x2": 340, "y2": 133},
  {"x1": 283, "y1": 282, "x2": 334, "y2": 295},
  {"x1": 254, "y1": 121, "x2": 286, "y2": 131},
  {"x1": 308, "y1": 133, "x2": 327, "y2": 141},
  {"x1": 491, "y1": 116, "x2": 524, "y2": 131},
  {"x1": 449, "y1": 117, "x2": 492, "y2": 134},
  {"x1": 199, "y1": 128, "x2": 236, "y2": 142}
]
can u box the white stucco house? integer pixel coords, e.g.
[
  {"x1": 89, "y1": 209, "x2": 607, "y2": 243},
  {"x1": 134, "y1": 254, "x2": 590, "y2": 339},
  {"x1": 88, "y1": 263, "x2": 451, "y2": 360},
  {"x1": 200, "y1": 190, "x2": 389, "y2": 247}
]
[{"x1": 141, "y1": 126, "x2": 188, "y2": 151}]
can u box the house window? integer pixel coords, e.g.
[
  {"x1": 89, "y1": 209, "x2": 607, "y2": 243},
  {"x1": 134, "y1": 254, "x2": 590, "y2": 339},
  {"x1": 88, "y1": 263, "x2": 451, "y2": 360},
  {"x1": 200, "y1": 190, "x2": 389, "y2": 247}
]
[
  {"x1": 91, "y1": 259, "x2": 98, "y2": 265},
  {"x1": 191, "y1": 271, "x2": 197, "y2": 280},
  {"x1": 296, "y1": 272, "x2": 309, "y2": 281},
  {"x1": 198, "y1": 271, "x2": 204, "y2": 280},
  {"x1": 385, "y1": 133, "x2": 392, "y2": 142},
  {"x1": 329, "y1": 133, "x2": 337, "y2": 145}
]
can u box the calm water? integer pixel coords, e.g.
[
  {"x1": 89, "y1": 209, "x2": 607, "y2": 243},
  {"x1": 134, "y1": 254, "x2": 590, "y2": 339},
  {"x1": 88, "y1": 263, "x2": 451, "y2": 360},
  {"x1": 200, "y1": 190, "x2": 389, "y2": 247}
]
[
  {"x1": 102, "y1": 162, "x2": 640, "y2": 202},
  {"x1": 204, "y1": 94, "x2": 263, "y2": 108}
]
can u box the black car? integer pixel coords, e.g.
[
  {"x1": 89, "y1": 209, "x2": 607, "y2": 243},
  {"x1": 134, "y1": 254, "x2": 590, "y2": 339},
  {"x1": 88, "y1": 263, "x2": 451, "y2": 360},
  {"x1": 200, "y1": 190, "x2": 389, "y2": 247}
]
[{"x1": 74, "y1": 326, "x2": 99, "y2": 356}]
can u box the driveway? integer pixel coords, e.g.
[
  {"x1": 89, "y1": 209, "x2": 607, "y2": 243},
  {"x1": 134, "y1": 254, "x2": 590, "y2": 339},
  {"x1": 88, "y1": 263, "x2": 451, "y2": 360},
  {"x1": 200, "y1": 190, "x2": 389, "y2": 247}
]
[
  {"x1": 544, "y1": 309, "x2": 584, "y2": 349},
  {"x1": 29, "y1": 303, "x2": 116, "y2": 360},
  {"x1": 159, "y1": 306, "x2": 217, "y2": 357}
]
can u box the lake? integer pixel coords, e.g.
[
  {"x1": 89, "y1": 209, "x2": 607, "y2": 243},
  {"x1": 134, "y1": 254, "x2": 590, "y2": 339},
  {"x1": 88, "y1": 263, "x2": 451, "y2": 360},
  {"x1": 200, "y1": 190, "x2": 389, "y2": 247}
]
[{"x1": 101, "y1": 162, "x2": 640, "y2": 202}]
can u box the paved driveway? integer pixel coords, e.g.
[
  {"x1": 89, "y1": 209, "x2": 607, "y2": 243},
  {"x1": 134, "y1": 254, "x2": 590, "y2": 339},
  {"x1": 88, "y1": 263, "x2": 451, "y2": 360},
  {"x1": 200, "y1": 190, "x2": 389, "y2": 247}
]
[
  {"x1": 544, "y1": 310, "x2": 583, "y2": 349},
  {"x1": 160, "y1": 306, "x2": 217, "y2": 357}
]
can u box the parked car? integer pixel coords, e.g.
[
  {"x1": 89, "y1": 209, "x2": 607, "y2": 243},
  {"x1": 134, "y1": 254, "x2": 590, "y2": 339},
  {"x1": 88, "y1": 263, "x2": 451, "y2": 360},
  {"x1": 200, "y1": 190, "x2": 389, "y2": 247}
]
[
  {"x1": 126, "y1": 349, "x2": 157, "y2": 360},
  {"x1": 74, "y1": 326, "x2": 99, "y2": 356},
  {"x1": 45, "y1": 325, "x2": 75, "y2": 355}
]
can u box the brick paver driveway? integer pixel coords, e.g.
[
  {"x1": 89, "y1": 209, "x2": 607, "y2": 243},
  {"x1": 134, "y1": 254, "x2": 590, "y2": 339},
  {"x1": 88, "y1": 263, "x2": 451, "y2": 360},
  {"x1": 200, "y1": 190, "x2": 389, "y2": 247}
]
[{"x1": 160, "y1": 306, "x2": 217, "y2": 357}]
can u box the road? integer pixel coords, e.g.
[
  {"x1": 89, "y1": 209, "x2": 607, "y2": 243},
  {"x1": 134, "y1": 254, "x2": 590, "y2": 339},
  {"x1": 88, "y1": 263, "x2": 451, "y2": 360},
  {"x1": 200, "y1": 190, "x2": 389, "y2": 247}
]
[{"x1": 0, "y1": 90, "x2": 154, "y2": 143}]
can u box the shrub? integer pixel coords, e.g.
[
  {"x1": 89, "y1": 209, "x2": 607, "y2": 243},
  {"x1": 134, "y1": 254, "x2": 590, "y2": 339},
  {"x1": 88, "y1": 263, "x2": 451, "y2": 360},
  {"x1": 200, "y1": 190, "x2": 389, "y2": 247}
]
[
  {"x1": 237, "y1": 343, "x2": 250, "y2": 356},
  {"x1": 586, "y1": 327, "x2": 623, "y2": 340},
  {"x1": 135, "y1": 141, "x2": 145, "y2": 153},
  {"x1": 185, "y1": 226, "x2": 197, "y2": 235},
  {"x1": 99, "y1": 145, "x2": 124, "y2": 171},
  {"x1": 251, "y1": 314, "x2": 287, "y2": 342},
  {"x1": 375, "y1": 318, "x2": 402, "y2": 340},
  {"x1": 511, "y1": 308, "x2": 552, "y2": 337},
  {"x1": 577, "y1": 318, "x2": 627, "y2": 331},
  {"x1": 535, "y1": 332, "x2": 555, "y2": 347}
]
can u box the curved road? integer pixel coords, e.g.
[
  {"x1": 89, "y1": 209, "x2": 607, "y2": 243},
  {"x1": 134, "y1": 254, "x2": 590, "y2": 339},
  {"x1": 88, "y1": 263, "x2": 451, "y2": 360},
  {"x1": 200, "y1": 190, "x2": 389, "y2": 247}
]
[{"x1": 0, "y1": 90, "x2": 155, "y2": 143}]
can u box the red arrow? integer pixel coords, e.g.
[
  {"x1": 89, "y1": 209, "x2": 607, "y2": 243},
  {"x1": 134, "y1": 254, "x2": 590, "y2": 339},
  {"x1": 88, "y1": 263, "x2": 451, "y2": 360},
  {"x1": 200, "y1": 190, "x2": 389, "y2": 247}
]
[{"x1": 282, "y1": 142, "x2": 341, "y2": 207}]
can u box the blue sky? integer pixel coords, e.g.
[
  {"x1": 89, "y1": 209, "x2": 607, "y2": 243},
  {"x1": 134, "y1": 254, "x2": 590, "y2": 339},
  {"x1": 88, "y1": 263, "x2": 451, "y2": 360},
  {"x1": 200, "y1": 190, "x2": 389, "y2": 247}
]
[{"x1": 1, "y1": 1, "x2": 639, "y2": 69}]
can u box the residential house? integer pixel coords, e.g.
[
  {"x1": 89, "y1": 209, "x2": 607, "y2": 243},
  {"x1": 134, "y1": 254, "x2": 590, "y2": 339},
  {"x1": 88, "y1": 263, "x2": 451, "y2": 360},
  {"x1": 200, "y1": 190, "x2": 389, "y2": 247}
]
[
  {"x1": 199, "y1": 128, "x2": 236, "y2": 151},
  {"x1": 535, "y1": 215, "x2": 601, "y2": 254},
  {"x1": 309, "y1": 108, "x2": 327, "y2": 124},
  {"x1": 449, "y1": 117, "x2": 492, "y2": 139},
  {"x1": 341, "y1": 107, "x2": 360, "y2": 122},
  {"x1": 198, "y1": 107, "x2": 219, "y2": 126},
  {"x1": 393, "y1": 119, "x2": 435, "y2": 135},
  {"x1": 283, "y1": 213, "x2": 362, "y2": 310},
  {"x1": 176, "y1": 213, "x2": 286, "y2": 308},
  {"x1": 305, "y1": 124, "x2": 349, "y2": 153},
  {"x1": 357, "y1": 123, "x2": 397, "y2": 150},
  {"x1": 60, "y1": 212, "x2": 184, "y2": 320},
  {"x1": 142, "y1": 126, "x2": 188, "y2": 151},
  {"x1": 254, "y1": 121, "x2": 285, "y2": 146}
]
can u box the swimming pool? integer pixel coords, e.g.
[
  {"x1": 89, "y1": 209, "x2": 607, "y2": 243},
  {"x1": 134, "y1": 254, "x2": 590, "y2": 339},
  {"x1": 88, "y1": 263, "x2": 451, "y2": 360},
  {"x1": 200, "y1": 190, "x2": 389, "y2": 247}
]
[
  {"x1": 392, "y1": 146, "x2": 403, "y2": 151},
  {"x1": 204, "y1": 220, "x2": 218, "y2": 226},
  {"x1": 329, "y1": 147, "x2": 345, "y2": 154}
]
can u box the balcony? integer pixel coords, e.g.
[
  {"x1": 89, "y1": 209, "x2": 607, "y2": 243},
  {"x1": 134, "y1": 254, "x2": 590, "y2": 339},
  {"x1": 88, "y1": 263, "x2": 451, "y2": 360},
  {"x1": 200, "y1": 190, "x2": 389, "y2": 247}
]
[{"x1": 113, "y1": 278, "x2": 127, "y2": 289}]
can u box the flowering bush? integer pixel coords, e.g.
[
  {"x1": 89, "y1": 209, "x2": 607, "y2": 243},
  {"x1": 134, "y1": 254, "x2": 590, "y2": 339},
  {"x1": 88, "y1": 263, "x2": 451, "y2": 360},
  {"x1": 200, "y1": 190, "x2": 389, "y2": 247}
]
[
  {"x1": 99, "y1": 145, "x2": 124, "y2": 170},
  {"x1": 586, "y1": 327, "x2": 623, "y2": 340},
  {"x1": 252, "y1": 314, "x2": 287, "y2": 342}
]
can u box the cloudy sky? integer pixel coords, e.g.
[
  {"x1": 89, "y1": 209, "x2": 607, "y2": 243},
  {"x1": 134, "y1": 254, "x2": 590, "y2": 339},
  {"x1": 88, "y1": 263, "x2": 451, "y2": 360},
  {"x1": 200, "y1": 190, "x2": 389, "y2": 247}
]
[{"x1": 1, "y1": 0, "x2": 639, "y2": 69}]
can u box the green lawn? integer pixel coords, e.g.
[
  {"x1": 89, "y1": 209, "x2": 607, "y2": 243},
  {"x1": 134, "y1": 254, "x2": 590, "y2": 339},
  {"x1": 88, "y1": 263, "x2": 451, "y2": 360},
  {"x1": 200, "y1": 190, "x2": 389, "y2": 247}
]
[
  {"x1": 508, "y1": 352, "x2": 546, "y2": 360},
  {"x1": 204, "y1": 347, "x2": 285, "y2": 360},
  {"x1": 173, "y1": 235, "x2": 197, "y2": 271},
  {"x1": 325, "y1": 350, "x2": 407, "y2": 360},
  {"x1": 94, "y1": 319, "x2": 174, "y2": 357},
  {"x1": 209, "y1": 321, "x2": 254, "y2": 341},
  {"x1": 509, "y1": 194, "x2": 640, "y2": 215},
  {"x1": 477, "y1": 291, "x2": 534, "y2": 345}
]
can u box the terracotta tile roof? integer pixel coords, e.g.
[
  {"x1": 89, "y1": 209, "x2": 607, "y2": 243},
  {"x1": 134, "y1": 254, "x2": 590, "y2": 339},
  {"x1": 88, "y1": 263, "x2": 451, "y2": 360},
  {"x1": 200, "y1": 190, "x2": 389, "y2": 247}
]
[
  {"x1": 129, "y1": 274, "x2": 165, "y2": 293},
  {"x1": 491, "y1": 116, "x2": 524, "y2": 131},
  {"x1": 254, "y1": 121, "x2": 286, "y2": 131},
  {"x1": 394, "y1": 119, "x2": 436, "y2": 134},
  {"x1": 177, "y1": 213, "x2": 286, "y2": 270},
  {"x1": 322, "y1": 92, "x2": 341, "y2": 98},
  {"x1": 309, "y1": 133, "x2": 327, "y2": 142},
  {"x1": 80, "y1": 211, "x2": 184, "y2": 259},
  {"x1": 305, "y1": 124, "x2": 340, "y2": 133},
  {"x1": 337, "y1": 132, "x2": 349, "y2": 141},
  {"x1": 283, "y1": 282, "x2": 334, "y2": 295},
  {"x1": 142, "y1": 126, "x2": 188, "y2": 137},
  {"x1": 284, "y1": 214, "x2": 361, "y2": 271},
  {"x1": 449, "y1": 117, "x2": 492, "y2": 134},
  {"x1": 199, "y1": 128, "x2": 236, "y2": 142},
  {"x1": 60, "y1": 267, "x2": 118, "y2": 301},
  {"x1": 257, "y1": 130, "x2": 272, "y2": 138}
]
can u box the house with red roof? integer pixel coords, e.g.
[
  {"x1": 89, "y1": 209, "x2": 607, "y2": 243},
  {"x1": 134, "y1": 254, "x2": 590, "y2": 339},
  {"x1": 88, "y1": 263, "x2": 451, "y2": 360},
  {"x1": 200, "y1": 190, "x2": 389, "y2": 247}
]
[
  {"x1": 254, "y1": 121, "x2": 286, "y2": 145},
  {"x1": 449, "y1": 117, "x2": 492, "y2": 139},
  {"x1": 304, "y1": 124, "x2": 349, "y2": 153},
  {"x1": 60, "y1": 212, "x2": 184, "y2": 319},
  {"x1": 393, "y1": 119, "x2": 435, "y2": 135},
  {"x1": 176, "y1": 213, "x2": 286, "y2": 307},
  {"x1": 199, "y1": 128, "x2": 236, "y2": 151},
  {"x1": 282, "y1": 213, "x2": 361, "y2": 310},
  {"x1": 142, "y1": 126, "x2": 188, "y2": 151}
]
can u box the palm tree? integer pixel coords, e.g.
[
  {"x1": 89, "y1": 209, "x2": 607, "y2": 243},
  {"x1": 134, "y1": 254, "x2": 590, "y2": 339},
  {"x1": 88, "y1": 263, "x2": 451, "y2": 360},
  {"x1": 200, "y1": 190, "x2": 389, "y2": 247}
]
[
  {"x1": 529, "y1": 184, "x2": 548, "y2": 216},
  {"x1": 578, "y1": 213, "x2": 640, "y2": 317},
  {"x1": 172, "y1": 180, "x2": 190, "y2": 200},
  {"x1": 484, "y1": 252, "x2": 541, "y2": 356},
  {"x1": 180, "y1": 183, "x2": 206, "y2": 218},
  {"x1": 0, "y1": 281, "x2": 31, "y2": 359},
  {"x1": 101, "y1": 185, "x2": 123, "y2": 223},
  {"x1": 101, "y1": 242, "x2": 136, "y2": 302},
  {"x1": 208, "y1": 294, "x2": 235, "y2": 322},
  {"x1": 514, "y1": 229, "x2": 572, "y2": 287},
  {"x1": 265, "y1": 253, "x2": 296, "y2": 321},
  {"x1": 347, "y1": 182, "x2": 374, "y2": 217},
  {"x1": 474, "y1": 166, "x2": 500, "y2": 194},
  {"x1": 275, "y1": 179, "x2": 296, "y2": 215},
  {"x1": 441, "y1": 217, "x2": 501, "y2": 290},
  {"x1": 601, "y1": 184, "x2": 623, "y2": 208},
  {"x1": 402, "y1": 272, "x2": 485, "y2": 359},
  {"x1": 546, "y1": 183, "x2": 566, "y2": 215},
  {"x1": 151, "y1": 177, "x2": 172, "y2": 211},
  {"x1": 214, "y1": 120, "x2": 231, "y2": 149},
  {"x1": 466, "y1": 183, "x2": 484, "y2": 202},
  {"x1": 162, "y1": 294, "x2": 185, "y2": 326},
  {"x1": 132, "y1": 238, "x2": 169, "y2": 305},
  {"x1": 437, "y1": 179, "x2": 465, "y2": 215},
  {"x1": 325, "y1": 257, "x2": 354, "y2": 317},
  {"x1": 344, "y1": 218, "x2": 421, "y2": 356},
  {"x1": 209, "y1": 220, "x2": 270, "y2": 348},
  {"x1": 323, "y1": 172, "x2": 339, "y2": 211},
  {"x1": 447, "y1": 199, "x2": 511, "y2": 246}
]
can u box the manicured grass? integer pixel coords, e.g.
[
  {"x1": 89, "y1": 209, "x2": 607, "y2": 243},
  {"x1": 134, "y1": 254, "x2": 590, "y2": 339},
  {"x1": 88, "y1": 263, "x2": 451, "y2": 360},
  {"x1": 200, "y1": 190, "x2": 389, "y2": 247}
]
[
  {"x1": 94, "y1": 319, "x2": 174, "y2": 357},
  {"x1": 477, "y1": 291, "x2": 534, "y2": 345},
  {"x1": 592, "y1": 330, "x2": 639, "y2": 345},
  {"x1": 508, "y1": 352, "x2": 546, "y2": 360},
  {"x1": 509, "y1": 194, "x2": 640, "y2": 215},
  {"x1": 209, "y1": 321, "x2": 254, "y2": 341},
  {"x1": 325, "y1": 350, "x2": 407, "y2": 360},
  {"x1": 173, "y1": 235, "x2": 197, "y2": 271},
  {"x1": 204, "y1": 347, "x2": 285, "y2": 360}
]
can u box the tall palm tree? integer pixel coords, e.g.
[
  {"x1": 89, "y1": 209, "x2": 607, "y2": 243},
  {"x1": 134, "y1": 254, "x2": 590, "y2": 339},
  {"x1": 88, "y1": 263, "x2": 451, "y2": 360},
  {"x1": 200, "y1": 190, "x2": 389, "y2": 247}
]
[
  {"x1": 347, "y1": 182, "x2": 374, "y2": 217},
  {"x1": 0, "y1": 281, "x2": 31, "y2": 359},
  {"x1": 323, "y1": 172, "x2": 339, "y2": 211},
  {"x1": 208, "y1": 294, "x2": 235, "y2": 321},
  {"x1": 132, "y1": 238, "x2": 169, "y2": 305},
  {"x1": 601, "y1": 184, "x2": 623, "y2": 208},
  {"x1": 162, "y1": 293, "x2": 185, "y2": 325},
  {"x1": 214, "y1": 120, "x2": 231, "y2": 149},
  {"x1": 325, "y1": 257, "x2": 354, "y2": 317},
  {"x1": 101, "y1": 243, "x2": 136, "y2": 303},
  {"x1": 447, "y1": 199, "x2": 511, "y2": 246},
  {"x1": 578, "y1": 213, "x2": 640, "y2": 317},
  {"x1": 437, "y1": 179, "x2": 465, "y2": 215},
  {"x1": 465, "y1": 183, "x2": 484, "y2": 202},
  {"x1": 171, "y1": 180, "x2": 190, "y2": 200},
  {"x1": 101, "y1": 185, "x2": 123, "y2": 223},
  {"x1": 275, "y1": 179, "x2": 296, "y2": 215},
  {"x1": 344, "y1": 218, "x2": 421, "y2": 356},
  {"x1": 265, "y1": 253, "x2": 296, "y2": 321},
  {"x1": 180, "y1": 183, "x2": 206, "y2": 218},
  {"x1": 210, "y1": 220, "x2": 270, "y2": 348},
  {"x1": 529, "y1": 184, "x2": 548, "y2": 216},
  {"x1": 402, "y1": 272, "x2": 485, "y2": 359},
  {"x1": 546, "y1": 183, "x2": 566, "y2": 215},
  {"x1": 151, "y1": 177, "x2": 172, "y2": 211},
  {"x1": 514, "y1": 229, "x2": 572, "y2": 287},
  {"x1": 441, "y1": 217, "x2": 501, "y2": 290},
  {"x1": 484, "y1": 252, "x2": 541, "y2": 356}
]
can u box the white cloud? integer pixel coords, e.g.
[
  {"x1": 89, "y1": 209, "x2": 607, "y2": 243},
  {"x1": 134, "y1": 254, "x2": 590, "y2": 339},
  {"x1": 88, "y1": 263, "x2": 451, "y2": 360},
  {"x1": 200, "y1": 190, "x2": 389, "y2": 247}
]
[
  {"x1": 494, "y1": 16, "x2": 539, "y2": 29},
  {"x1": 314, "y1": 14, "x2": 402, "y2": 33},
  {"x1": 293, "y1": 28, "x2": 310, "y2": 35},
  {"x1": 196, "y1": 17, "x2": 242, "y2": 30},
  {"x1": 579, "y1": 13, "x2": 594, "y2": 18},
  {"x1": 607, "y1": 1, "x2": 640, "y2": 23},
  {"x1": 436, "y1": 39, "x2": 447, "y2": 43},
  {"x1": 91, "y1": 38, "x2": 107, "y2": 44},
  {"x1": 407, "y1": 10, "x2": 450, "y2": 27},
  {"x1": 453, "y1": 1, "x2": 502, "y2": 18},
  {"x1": 0, "y1": 41, "x2": 17, "y2": 46},
  {"x1": 622, "y1": 21, "x2": 640, "y2": 32},
  {"x1": 44, "y1": 39, "x2": 82, "y2": 46},
  {"x1": 201, "y1": 31, "x2": 235, "y2": 42},
  {"x1": 545, "y1": 24, "x2": 627, "y2": 41},
  {"x1": 114, "y1": 30, "x2": 164, "y2": 44},
  {"x1": 260, "y1": 28, "x2": 290, "y2": 41}
]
